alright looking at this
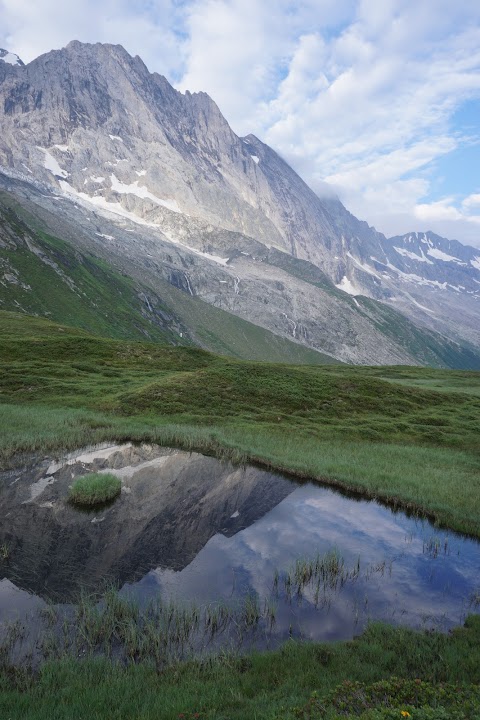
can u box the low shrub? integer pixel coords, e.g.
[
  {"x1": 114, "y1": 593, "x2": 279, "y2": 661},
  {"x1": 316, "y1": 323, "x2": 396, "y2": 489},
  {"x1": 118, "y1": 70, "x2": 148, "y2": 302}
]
[{"x1": 294, "y1": 678, "x2": 480, "y2": 719}]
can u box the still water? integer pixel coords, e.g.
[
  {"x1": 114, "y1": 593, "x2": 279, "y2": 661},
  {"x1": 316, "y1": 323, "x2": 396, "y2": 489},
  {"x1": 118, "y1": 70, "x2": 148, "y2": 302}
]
[{"x1": 0, "y1": 443, "x2": 479, "y2": 658}]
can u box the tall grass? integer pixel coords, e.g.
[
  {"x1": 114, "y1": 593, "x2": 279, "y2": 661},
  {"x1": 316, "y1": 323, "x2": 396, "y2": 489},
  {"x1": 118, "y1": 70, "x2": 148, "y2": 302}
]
[{"x1": 1, "y1": 615, "x2": 479, "y2": 719}]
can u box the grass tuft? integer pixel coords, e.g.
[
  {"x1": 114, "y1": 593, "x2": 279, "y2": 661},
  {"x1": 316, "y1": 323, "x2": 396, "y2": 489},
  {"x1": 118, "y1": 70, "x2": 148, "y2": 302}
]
[{"x1": 68, "y1": 473, "x2": 121, "y2": 507}]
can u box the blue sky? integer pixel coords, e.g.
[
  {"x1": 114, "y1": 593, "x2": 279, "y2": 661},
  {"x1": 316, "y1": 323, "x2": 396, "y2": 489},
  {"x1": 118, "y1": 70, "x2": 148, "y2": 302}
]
[{"x1": 1, "y1": 0, "x2": 479, "y2": 246}]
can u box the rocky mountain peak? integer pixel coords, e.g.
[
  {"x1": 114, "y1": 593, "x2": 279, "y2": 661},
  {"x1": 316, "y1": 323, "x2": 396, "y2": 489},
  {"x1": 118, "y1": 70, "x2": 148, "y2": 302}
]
[{"x1": 0, "y1": 49, "x2": 24, "y2": 67}]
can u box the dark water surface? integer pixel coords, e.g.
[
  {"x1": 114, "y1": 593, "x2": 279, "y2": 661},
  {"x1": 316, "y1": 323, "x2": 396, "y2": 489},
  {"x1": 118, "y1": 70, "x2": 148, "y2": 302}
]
[{"x1": 1, "y1": 443, "x2": 479, "y2": 656}]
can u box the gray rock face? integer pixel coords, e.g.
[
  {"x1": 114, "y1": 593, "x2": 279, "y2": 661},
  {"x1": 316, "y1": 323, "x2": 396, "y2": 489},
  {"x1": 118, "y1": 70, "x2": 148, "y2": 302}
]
[{"x1": 0, "y1": 40, "x2": 478, "y2": 363}]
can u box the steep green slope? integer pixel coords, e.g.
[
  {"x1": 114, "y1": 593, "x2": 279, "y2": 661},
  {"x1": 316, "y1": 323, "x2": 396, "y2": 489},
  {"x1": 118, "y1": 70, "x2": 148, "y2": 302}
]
[
  {"x1": 0, "y1": 195, "x2": 336, "y2": 365},
  {"x1": 0, "y1": 201, "x2": 184, "y2": 344}
]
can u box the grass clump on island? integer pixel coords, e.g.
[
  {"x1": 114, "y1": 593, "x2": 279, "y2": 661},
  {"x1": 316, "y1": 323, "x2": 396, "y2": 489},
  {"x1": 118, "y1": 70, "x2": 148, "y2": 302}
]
[{"x1": 68, "y1": 472, "x2": 121, "y2": 507}]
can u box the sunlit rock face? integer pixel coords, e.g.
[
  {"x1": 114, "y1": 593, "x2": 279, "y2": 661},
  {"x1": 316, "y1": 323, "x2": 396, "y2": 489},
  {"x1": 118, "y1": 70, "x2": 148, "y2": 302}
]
[{"x1": 0, "y1": 41, "x2": 478, "y2": 362}]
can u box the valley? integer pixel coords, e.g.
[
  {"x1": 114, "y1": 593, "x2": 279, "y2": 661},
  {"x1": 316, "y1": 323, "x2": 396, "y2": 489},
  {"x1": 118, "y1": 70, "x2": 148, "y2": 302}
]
[{"x1": 0, "y1": 38, "x2": 479, "y2": 720}]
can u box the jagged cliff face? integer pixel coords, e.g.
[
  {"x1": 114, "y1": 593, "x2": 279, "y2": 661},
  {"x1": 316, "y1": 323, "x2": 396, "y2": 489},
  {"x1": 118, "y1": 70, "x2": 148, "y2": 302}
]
[
  {"x1": 0, "y1": 40, "x2": 381, "y2": 275},
  {"x1": 0, "y1": 41, "x2": 479, "y2": 363}
]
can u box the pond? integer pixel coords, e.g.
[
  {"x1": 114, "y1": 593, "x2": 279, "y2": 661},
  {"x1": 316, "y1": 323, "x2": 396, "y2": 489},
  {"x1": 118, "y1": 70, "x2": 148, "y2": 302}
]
[{"x1": 0, "y1": 443, "x2": 479, "y2": 665}]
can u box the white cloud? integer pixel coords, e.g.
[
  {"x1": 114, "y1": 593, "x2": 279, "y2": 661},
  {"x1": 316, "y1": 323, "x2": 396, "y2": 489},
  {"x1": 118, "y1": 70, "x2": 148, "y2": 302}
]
[
  {"x1": 0, "y1": 0, "x2": 186, "y2": 79},
  {"x1": 408, "y1": 198, "x2": 480, "y2": 245},
  {"x1": 178, "y1": 1, "x2": 355, "y2": 133},
  {"x1": 462, "y1": 193, "x2": 480, "y2": 210},
  {"x1": 415, "y1": 199, "x2": 466, "y2": 224},
  {"x1": 257, "y1": 1, "x2": 480, "y2": 246}
]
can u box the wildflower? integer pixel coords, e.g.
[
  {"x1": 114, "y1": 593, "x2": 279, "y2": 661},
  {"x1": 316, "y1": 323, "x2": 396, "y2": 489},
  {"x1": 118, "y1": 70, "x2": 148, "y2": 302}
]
[{"x1": 401, "y1": 712, "x2": 411, "y2": 718}]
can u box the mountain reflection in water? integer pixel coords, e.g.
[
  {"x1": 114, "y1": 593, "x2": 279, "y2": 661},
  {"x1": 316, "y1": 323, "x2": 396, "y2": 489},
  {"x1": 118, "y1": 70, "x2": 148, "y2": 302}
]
[{"x1": 1, "y1": 443, "x2": 479, "y2": 648}]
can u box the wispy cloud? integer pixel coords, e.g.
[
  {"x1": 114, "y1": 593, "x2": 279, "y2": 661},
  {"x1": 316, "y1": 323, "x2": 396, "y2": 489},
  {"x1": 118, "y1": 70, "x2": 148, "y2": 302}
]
[{"x1": 0, "y1": 0, "x2": 479, "y2": 245}]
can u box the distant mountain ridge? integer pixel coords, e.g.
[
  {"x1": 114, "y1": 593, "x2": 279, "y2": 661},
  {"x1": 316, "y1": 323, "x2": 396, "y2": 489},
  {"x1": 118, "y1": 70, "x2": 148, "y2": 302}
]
[{"x1": 0, "y1": 40, "x2": 478, "y2": 366}]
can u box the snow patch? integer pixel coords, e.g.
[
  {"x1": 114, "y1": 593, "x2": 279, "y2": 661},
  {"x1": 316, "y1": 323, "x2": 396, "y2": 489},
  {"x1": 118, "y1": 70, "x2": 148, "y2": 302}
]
[
  {"x1": 393, "y1": 246, "x2": 432, "y2": 264},
  {"x1": 54, "y1": 145, "x2": 69, "y2": 153},
  {"x1": 0, "y1": 51, "x2": 21, "y2": 66},
  {"x1": 136, "y1": 170, "x2": 147, "y2": 176},
  {"x1": 426, "y1": 246, "x2": 465, "y2": 264},
  {"x1": 382, "y1": 259, "x2": 449, "y2": 289},
  {"x1": 58, "y1": 181, "x2": 159, "y2": 227},
  {"x1": 407, "y1": 295, "x2": 436, "y2": 313},
  {"x1": 471, "y1": 257, "x2": 480, "y2": 271},
  {"x1": 110, "y1": 174, "x2": 182, "y2": 213},
  {"x1": 336, "y1": 276, "x2": 357, "y2": 295},
  {"x1": 160, "y1": 228, "x2": 230, "y2": 266},
  {"x1": 109, "y1": 135, "x2": 123, "y2": 142},
  {"x1": 251, "y1": 155, "x2": 260, "y2": 164},
  {"x1": 346, "y1": 251, "x2": 382, "y2": 279},
  {"x1": 90, "y1": 176, "x2": 105, "y2": 183},
  {"x1": 95, "y1": 233, "x2": 115, "y2": 241},
  {"x1": 37, "y1": 147, "x2": 69, "y2": 178}
]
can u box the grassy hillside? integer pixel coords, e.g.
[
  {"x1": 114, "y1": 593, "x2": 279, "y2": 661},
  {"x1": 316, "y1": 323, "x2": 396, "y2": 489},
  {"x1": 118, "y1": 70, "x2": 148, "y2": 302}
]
[{"x1": 1, "y1": 310, "x2": 479, "y2": 536}]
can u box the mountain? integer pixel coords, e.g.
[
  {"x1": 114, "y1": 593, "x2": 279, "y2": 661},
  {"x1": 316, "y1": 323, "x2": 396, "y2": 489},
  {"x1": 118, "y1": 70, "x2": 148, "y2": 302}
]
[
  {"x1": 0, "y1": 49, "x2": 23, "y2": 67},
  {"x1": 0, "y1": 40, "x2": 478, "y2": 368},
  {"x1": 0, "y1": 193, "x2": 340, "y2": 365},
  {"x1": 374, "y1": 231, "x2": 480, "y2": 347}
]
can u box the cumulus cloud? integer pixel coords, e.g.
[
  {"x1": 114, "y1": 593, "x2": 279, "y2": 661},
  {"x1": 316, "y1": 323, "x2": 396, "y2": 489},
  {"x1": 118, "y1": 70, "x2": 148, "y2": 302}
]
[
  {"x1": 0, "y1": 0, "x2": 480, "y2": 245},
  {"x1": 259, "y1": 2, "x2": 480, "y2": 245},
  {"x1": 462, "y1": 193, "x2": 480, "y2": 211},
  {"x1": 0, "y1": 0, "x2": 186, "y2": 79}
]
